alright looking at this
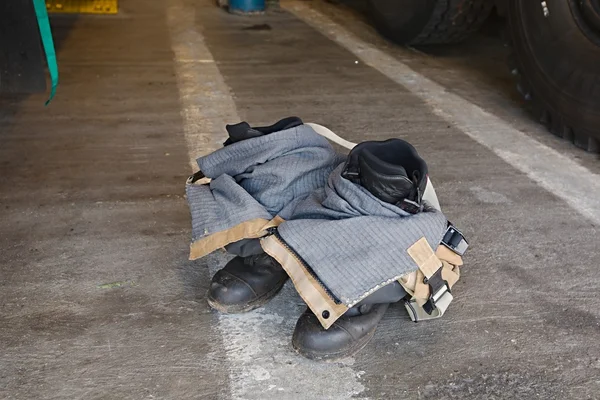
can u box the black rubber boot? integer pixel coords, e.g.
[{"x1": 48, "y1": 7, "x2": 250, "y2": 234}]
[
  {"x1": 207, "y1": 252, "x2": 288, "y2": 314},
  {"x1": 292, "y1": 303, "x2": 390, "y2": 361},
  {"x1": 293, "y1": 140, "x2": 429, "y2": 361}
]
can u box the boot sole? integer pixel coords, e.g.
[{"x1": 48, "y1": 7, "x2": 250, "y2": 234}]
[
  {"x1": 291, "y1": 327, "x2": 377, "y2": 362},
  {"x1": 206, "y1": 278, "x2": 287, "y2": 314}
]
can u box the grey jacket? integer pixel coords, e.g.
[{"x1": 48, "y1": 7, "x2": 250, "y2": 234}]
[{"x1": 186, "y1": 124, "x2": 447, "y2": 328}]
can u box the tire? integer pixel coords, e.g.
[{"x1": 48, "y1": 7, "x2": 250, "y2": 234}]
[
  {"x1": 508, "y1": 0, "x2": 600, "y2": 152},
  {"x1": 368, "y1": 0, "x2": 494, "y2": 45}
]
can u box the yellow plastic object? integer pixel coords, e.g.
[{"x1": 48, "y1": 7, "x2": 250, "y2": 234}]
[{"x1": 46, "y1": 0, "x2": 118, "y2": 14}]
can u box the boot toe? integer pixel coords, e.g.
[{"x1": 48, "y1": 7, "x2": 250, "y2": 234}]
[
  {"x1": 292, "y1": 311, "x2": 356, "y2": 360},
  {"x1": 292, "y1": 304, "x2": 389, "y2": 361},
  {"x1": 206, "y1": 254, "x2": 288, "y2": 314},
  {"x1": 207, "y1": 270, "x2": 257, "y2": 309}
]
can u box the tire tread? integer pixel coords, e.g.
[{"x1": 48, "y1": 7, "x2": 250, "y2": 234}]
[
  {"x1": 509, "y1": 53, "x2": 600, "y2": 153},
  {"x1": 507, "y1": 0, "x2": 600, "y2": 154},
  {"x1": 409, "y1": 0, "x2": 494, "y2": 45}
]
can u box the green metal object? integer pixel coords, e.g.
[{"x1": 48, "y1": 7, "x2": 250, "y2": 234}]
[{"x1": 32, "y1": 0, "x2": 58, "y2": 105}]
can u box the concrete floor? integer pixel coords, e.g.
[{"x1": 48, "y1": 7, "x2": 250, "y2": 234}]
[{"x1": 1, "y1": 0, "x2": 599, "y2": 399}]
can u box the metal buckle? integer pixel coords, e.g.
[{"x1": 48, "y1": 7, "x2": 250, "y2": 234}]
[
  {"x1": 441, "y1": 224, "x2": 468, "y2": 256},
  {"x1": 422, "y1": 268, "x2": 451, "y2": 315},
  {"x1": 397, "y1": 180, "x2": 422, "y2": 214},
  {"x1": 188, "y1": 170, "x2": 206, "y2": 184},
  {"x1": 404, "y1": 291, "x2": 454, "y2": 322},
  {"x1": 187, "y1": 170, "x2": 212, "y2": 185},
  {"x1": 341, "y1": 163, "x2": 360, "y2": 182},
  {"x1": 398, "y1": 198, "x2": 422, "y2": 214}
]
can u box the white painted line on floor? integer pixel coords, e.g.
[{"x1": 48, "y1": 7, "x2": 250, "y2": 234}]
[
  {"x1": 167, "y1": 0, "x2": 235, "y2": 169},
  {"x1": 166, "y1": 1, "x2": 366, "y2": 399},
  {"x1": 283, "y1": 0, "x2": 600, "y2": 226}
]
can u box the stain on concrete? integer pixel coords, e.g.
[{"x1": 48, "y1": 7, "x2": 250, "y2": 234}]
[
  {"x1": 469, "y1": 186, "x2": 512, "y2": 204},
  {"x1": 97, "y1": 281, "x2": 136, "y2": 289}
]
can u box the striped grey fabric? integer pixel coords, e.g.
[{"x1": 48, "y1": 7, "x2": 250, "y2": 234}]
[
  {"x1": 186, "y1": 124, "x2": 342, "y2": 244},
  {"x1": 278, "y1": 164, "x2": 448, "y2": 307},
  {"x1": 187, "y1": 175, "x2": 272, "y2": 243},
  {"x1": 186, "y1": 122, "x2": 447, "y2": 308}
]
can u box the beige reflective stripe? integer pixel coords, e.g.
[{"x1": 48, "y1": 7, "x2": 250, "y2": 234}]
[
  {"x1": 398, "y1": 270, "x2": 417, "y2": 297},
  {"x1": 441, "y1": 261, "x2": 460, "y2": 287},
  {"x1": 400, "y1": 244, "x2": 463, "y2": 293},
  {"x1": 436, "y1": 245, "x2": 463, "y2": 268},
  {"x1": 412, "y1": 271, "x2": 432, "y2": 307},
  {"x1": 266, "y1": 215, "x2": 285, "y2": 229},
  {"x1": 404, "y1": 265, "x2": 461, "y2": 309},
  {"x1": 407, "y1": 237, "x2": 443, "y2": 279},
  {"x1": 261, "y1": 235, "x2": 348, "y2": 330},
  {"x1": 189, "y1": 216, "x2": 284, "y2": 260},
  {"x1": 401, "y1": 241, "x2": 464, "y2": 310}
]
